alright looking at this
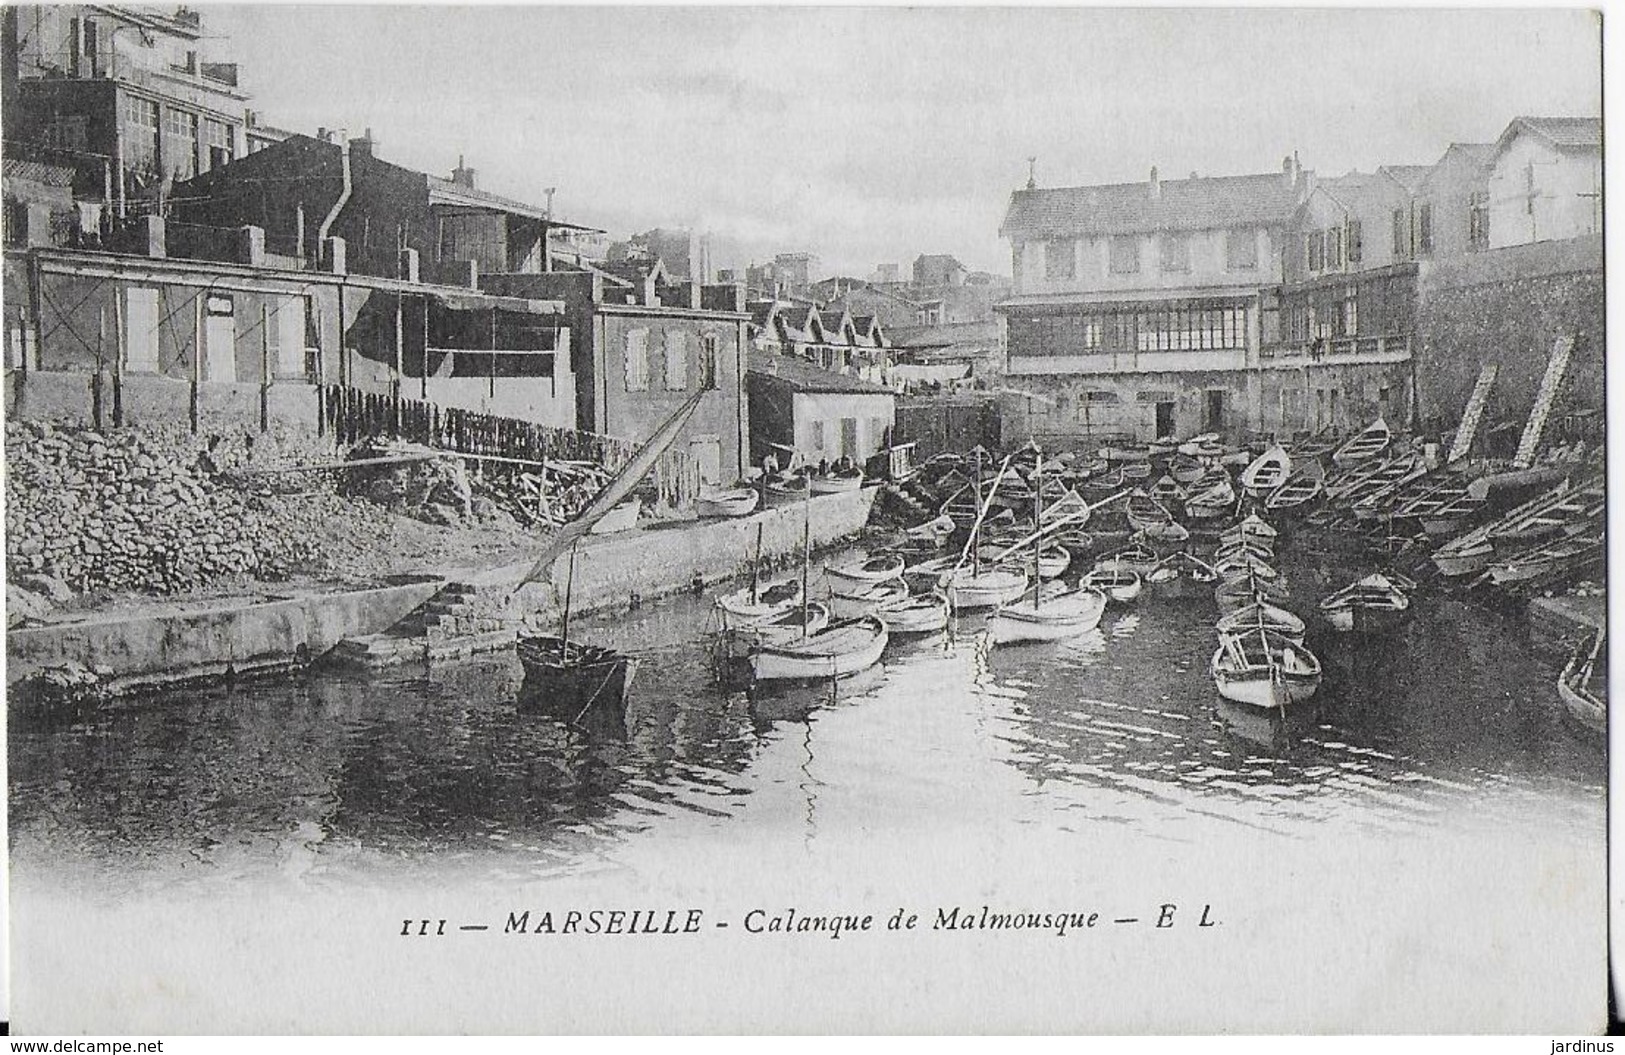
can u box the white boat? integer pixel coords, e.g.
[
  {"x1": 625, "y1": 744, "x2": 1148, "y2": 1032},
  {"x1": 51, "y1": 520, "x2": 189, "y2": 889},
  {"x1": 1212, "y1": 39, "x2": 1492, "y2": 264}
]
[
  {"x1": 587, "y1": 495, "x2": 641, "y2": 535},
  {"x1": 1126, "y1": 490, "x2": 1176, "y2": 535},
  {"x1": 762, "y1": 472, "x2": 811, "y2": 507},
  {"x1": 1145, "y1": 552, "x2": 1217, "y2": 598},
  {"x1": 1330, "y1": 417, "x2": 1391, "y2": 468},
  {"x1": 718, "y1": 601, "x2": 833, "y2": 659},
  {"x1": 1432, "y1": 536, "x2": 1495, "y2": 578},
  {"x1": 697, "y1": 486, "x2": 760, "y2": 518},
  {"x1": 825, "y1": 553, "x2": 907, "y2": 589},
  {"x1": 829, "y1": 577, "x2": 909, "y2": 619},
  {"x1": 1215, "y1": 601, "x2": 1307, "y2": 642},
  {"x1": 1210, "y1": 629, "x2": 1322, "y2": 710},
  {"x1": 1213, "y1": 551, "x2": 1279, "y2": 580},
  {"x1": 1078, "y1": 567, "x2": 1142, "y2": 603},
  {"x1": 1223, "y1": 512, "x2": 1279, "y2": 543},
  {"x1": 987, "y1": 587, "x2": 1107, "y2": 644},
  {"x1": 1240, "y1": 446, "x2": 1292, "y2": 498},
  {"x1": 716, "y1": 577, "x2": 804, "y2": 628},
  {"x1": 1213, "y1": 536, "x2": 1274, "y2": 563},
  {"x1": 1318, "y1": 573, "x2": 1412, "y2": 633},
  {"x1": 981, "y1": 543, "x2": 1070, "y2": 579},
  {"x1": 1184, "y1": 475, "x2": 1236, "y2": 519},
  {"x1": 942, "y1": 565, "x2": 1030, "y2": 609},
  {"x1": 877, "y1": 593, "x2": 950, "y2": 635},
  {"x1": 1169, "y1": 453, "x2": 1207, "y2": 486},
  {"x1": 1558, "y1": 630, "x2": 1605, "y2": 735},
  {"x1": 904, "y1": 514, "x2": 957, "y2": 545},
  {"x1": 1041, "y1": 488, "x2": 1091, "y2": 525},
  {"x1": 1093, "y1": 544, "x2": 1159, "y2": 577},
  {"x1": 810, "y1": 467, "x2": 864, "y2": 494},
  {"x1": 1177, "y1": 433, "x2": 1222, "y2": 457},
  {"x1": 1150, "y1": 474, "x2": 1185, "y2": 504},
  {"x1": 751, "y1": 615, "x2": 889, "y2": 681}
]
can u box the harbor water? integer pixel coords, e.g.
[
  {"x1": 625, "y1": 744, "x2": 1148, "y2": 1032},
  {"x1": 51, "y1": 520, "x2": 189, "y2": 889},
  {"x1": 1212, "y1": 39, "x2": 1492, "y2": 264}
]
[{"x1": 8, "y1": 541, "x2": 1607, "y2": 1031}]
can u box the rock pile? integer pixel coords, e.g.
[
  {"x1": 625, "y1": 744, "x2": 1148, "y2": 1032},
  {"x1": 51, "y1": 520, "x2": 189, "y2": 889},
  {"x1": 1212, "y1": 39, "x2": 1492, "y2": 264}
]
[{"x1": 5, "y1": 421, "x2": 396, "y2": 597}]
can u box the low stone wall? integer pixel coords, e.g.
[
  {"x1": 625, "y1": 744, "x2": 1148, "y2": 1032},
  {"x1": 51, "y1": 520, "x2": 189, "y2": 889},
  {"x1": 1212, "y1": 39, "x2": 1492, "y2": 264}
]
[
  {"x1": 7, "y1": 575, "x2": 444, "y2": 691},
  {"x1": 482, "y1": 487, "x2": 881, "y2": 621}
]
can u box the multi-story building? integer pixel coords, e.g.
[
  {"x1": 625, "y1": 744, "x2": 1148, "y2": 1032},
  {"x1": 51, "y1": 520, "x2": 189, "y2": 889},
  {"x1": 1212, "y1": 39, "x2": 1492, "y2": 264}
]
[
  {"x1": 997, "y1": 159, "x2": 1312, "y2": 445},
  {"x1": 1414, "y1": 143, "x2": 1495, "y2": 260},
  {"x1": 912, "y1": 253, "x2": 967, "y2": 287},
  {"x1": 1484, "y1": 116, "x2": 1601, "y2": 248},
  {"x1": 2, "y1": 5, "x2": 255, "y2": 218}
]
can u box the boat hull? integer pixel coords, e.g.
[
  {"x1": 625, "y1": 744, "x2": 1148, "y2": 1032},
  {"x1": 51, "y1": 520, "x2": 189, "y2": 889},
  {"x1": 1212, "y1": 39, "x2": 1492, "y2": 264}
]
[
  {"x1": 987, "y1": 591, "x2": 1107, "y2": 644},
  {"x1": 878, "y1": 596, "x2": 950, "y2": 635},
  {"x1": 750, "y1": 617, "x2": 889, "y2": 681},
  {"x1": 517, "y1": 636, "x2": 639, "y2": 718},
  {"x1": 697, "y1": 489, "x2": 760, "y2": 518},
  {"x1": 943, "y1": 568, "x2": 1030, "y2": 610}
]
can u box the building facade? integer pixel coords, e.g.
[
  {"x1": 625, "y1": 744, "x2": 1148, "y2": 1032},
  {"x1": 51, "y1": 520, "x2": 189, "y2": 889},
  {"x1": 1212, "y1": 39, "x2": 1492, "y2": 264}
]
[
  {"x1": 745, "y1": 350, "x2": 895, "y2": 469},
  {"x1": 1484, "y1": 116, "x2": 1602, "y2": 249},
  {"x1": 2, "y1": 5, "x2": 254, "y2": 218},
  {"x1": 997, "y1": 160, "x2": 1310, "y2": 445}
]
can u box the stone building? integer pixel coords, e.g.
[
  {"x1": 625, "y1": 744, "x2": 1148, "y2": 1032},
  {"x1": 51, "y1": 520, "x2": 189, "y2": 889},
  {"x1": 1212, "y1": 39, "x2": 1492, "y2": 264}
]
[
  {"x1": 997, "y1": 159, "x2": 1313, "y2": 446},
  {"x1": 1484, "y1": 116, "x2": 1601, "y2": 249},
  {"x1": 745, "y1": 350, "x2": 895, "y2": 469},
  {"x1": 2, "y1": 5, "x2": 255, "y2": 218}
]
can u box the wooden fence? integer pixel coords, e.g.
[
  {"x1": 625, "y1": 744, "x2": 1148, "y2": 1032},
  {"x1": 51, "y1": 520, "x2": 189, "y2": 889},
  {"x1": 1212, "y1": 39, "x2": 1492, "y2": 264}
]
[{"x1": 321, "y1": 385, "x2": 698, "y2": 512}]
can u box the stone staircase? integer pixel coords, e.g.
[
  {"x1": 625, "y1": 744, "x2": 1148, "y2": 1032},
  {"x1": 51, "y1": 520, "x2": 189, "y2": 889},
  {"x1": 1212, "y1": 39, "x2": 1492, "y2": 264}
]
[{"x1": 330, "y1": 579, "x2": 520, "y2": 668}]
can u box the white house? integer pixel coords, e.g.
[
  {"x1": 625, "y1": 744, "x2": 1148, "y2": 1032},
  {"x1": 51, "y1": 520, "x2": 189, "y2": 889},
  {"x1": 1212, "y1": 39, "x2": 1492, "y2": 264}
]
[{"x1": 1485, "y1": 117, "x2": 1601, "y2": 249}]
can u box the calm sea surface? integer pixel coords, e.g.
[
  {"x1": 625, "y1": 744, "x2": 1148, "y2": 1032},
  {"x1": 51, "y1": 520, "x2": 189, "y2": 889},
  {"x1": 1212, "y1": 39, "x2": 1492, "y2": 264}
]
[{"x1": 9, "y1": 542, "x2": 1605, "y2": 900}]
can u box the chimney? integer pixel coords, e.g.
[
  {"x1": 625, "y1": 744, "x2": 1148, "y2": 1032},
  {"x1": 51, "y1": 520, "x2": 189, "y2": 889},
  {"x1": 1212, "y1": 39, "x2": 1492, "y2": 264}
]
[
  {"x1": 348, "y1": 128, "x2": 375, "y2": 159},
  {"x1": 451, "y1": 155, "x2": 477, "y2": 189},
  {"x1": 1148, "y1": 166, "x2": 1161, "y2": 200}
]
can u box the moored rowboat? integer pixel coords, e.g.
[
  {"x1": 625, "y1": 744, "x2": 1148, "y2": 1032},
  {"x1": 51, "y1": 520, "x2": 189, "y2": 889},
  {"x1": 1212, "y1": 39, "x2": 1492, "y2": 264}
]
[{"x1": 751, "y1": 615, "x2": 889, "y2": 681}]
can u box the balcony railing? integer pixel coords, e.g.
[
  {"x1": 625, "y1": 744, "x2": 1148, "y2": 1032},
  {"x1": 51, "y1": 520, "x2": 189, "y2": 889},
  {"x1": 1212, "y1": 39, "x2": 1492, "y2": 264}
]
[{"x1": 1260, "y1": 334, "x2": 1412, "y2": 361}]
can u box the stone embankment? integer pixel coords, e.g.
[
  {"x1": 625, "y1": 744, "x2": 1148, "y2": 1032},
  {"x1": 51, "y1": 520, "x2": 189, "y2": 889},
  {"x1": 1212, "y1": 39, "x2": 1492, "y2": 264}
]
[{"x1": 5, "y1": 420, "x2": 394, "y2": 600}]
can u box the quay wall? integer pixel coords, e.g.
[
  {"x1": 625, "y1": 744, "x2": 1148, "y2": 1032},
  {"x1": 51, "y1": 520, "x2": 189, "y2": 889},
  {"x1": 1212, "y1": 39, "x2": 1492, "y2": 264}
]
[
  {"x1": 1414, "y1": 235, "x2": 1603, "y2": 433},
  {"x1": 480, "y1": 487, "x2": 880, "y2": 621},
  {"x1": 6, "y1": 575, "x2": 444, "y2": 691}
]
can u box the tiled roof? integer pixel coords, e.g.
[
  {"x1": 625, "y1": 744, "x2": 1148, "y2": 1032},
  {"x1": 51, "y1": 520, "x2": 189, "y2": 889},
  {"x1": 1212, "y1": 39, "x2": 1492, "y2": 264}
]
[
  {"x1": 1446, "y1": 142, "x2": 1495, "y2": 164},
  {"x1": 1378, "y1": 164, "x2": 1434, "y2": 193},
  {"x1": 426, "y1": 174, "x2": 601, "y2": 231},
  {"x1": 1509, "y1": 116, "x2": 1601, "y2": 150},
  {"x1": 1001, "y1": 170, "x2": 1305, "y2": 238},
  {"x1": 1315, "y1": 170, "x2": 1405, "y2": 213},
  {"x1": 747, "y1": 350, "x2": 895, "y2": 395}
]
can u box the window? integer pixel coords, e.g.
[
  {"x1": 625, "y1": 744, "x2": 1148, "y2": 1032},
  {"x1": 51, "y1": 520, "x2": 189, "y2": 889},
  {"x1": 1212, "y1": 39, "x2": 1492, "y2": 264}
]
[
  {"x1": 1347, "y1": 219, "x2": 1363, "y2": 264},
  {"x1": 810, "y1": 419, "x2": 825, "y2": 451},
  {"x1": 1416, "y1": 202, "x2": 1433, "y2": 254},
  {"x1": 1326, "y1": 227, "x2": 1342, "y2": 270},
  {"x1": 201, "y1": 118, "x2": 234, "y2": 172},
  {"x1": 1159, "y1": 233, "x2": 1191, "y2": 273},
  {"x1": 1468, "y1": 191, "x2": 1490, "y2": 251},
  {"x1": 1044, "y1": 239, "x2": 1075, "y2": 280},
  {"x1": 1028, "y1": 396, "x2": 1050, "y2": 417},
  {"x1": 1108, "y1": 235, "x2": 1140, "y2": 274},
  {"x1": 1225, "y1": 229, "x2": 1257, "y2": 271},
  {"x1": 1307, "y1": 231, "x2": 1325, "y2": 272},
  {"x1": 698, "y1": 334, "x2": 719, "y2": 389},
  {"x1": 41, "y1": 116, "x2": 89, "y2": 152},
  {"x1": 1342, "y1": 286, "x2": 1358, "y2": 337},
  {"x1": 273, "y1": 296, "x2": 307, "y2": 377},
  {"x1": 121, "y1": 95, "x2": 160, "y2": 169},
  {"x1": 161, "y1": 107, "x2": 198, "y2": 180},
  {"x1": 1392, "y1": 209, "x2": 1408, "y2": 257},
  {"x1": 624, "y1": 328, "x2": 649, "y2": 391},
  {"x1": 663, "y1": 331, "x2": 687, "y2": 390}
]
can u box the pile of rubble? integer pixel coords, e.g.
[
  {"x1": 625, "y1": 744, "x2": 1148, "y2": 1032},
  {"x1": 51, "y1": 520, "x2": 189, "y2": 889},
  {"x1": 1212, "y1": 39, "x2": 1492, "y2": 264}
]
[{"x1": 4, "y1": 421, "x2": 395, "y2": 602}]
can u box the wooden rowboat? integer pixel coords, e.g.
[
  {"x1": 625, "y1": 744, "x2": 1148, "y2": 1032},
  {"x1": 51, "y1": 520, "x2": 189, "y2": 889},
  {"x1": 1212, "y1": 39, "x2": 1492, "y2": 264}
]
[
  {"x1": 829, "y1": 577, "x2": 909, "y2": 619},
  {"x1": 810, "y1": 467, "x2": 864, "y2": 494},
  {"x1": 697, "y1": 486, "x2": 761, "y2": 518},
  {"x1": 1210, "y1": 628, "x2": 1322, "y2": 710},
  {"x1": 716, "y1": 577, "x2": 803, "y2": 628},
  {"x1": 987, "y1": 586, "x2": 1108, "y2": 645},
  {"x1": 941, "y1": 565, "x2": 1030, "y2": 610},
  {"x1": 1558, "y1": 629, "x2": 1605, "y2": 735},
  {"x1": 1240, "y1": 446, "x2": 1292, "y2": 498},
  {"x1": 877, "y1": 592, "x2": 951, "y2": 635},
  {"x1": 751, "y1": 615, "x2": 889, "y2": 681},
  {"x1": 1078, "y1": 567, "x2": 1142, "y2": 604},
  {"x1": 1215, "y1": 601, "x2": 1307, "y2": 643},
  {"x1": 1330, "y1": 417, "x2": 1391, "y2": 467},
  {"x1": 1318, "y1": 573, "x2": 1412, "y2": 633},
  {"x1": 825, "y1": 553, "x2": 907, "y2": 589}
]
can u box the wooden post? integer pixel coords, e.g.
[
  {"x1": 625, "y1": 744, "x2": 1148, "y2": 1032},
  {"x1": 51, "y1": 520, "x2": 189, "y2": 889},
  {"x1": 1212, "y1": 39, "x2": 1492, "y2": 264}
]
[
  {"x1": 111, "y1": 290, "x2": 124, "y2": 426},
  {"x1": 190, "y1": 292, "x2": 202, "y2": 433},
  {"x1": 92, "y1": 305, "x2": 105, "y2": 429},
  {"x1": 393, "y1": 293, "x2": 404, "y2": 435},
  {"x1": 421, "y1": 296, "x2": 429, "y2": 401},
  {"x1": 260, "y1": 303, "x2": 271, "y2": 433}
]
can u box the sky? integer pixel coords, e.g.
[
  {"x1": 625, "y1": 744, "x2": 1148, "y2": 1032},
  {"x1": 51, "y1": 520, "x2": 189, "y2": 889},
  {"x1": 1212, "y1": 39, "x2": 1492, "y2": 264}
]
[{"x1": 205, "y1": 5, "x2": 1602, "y2": 280}]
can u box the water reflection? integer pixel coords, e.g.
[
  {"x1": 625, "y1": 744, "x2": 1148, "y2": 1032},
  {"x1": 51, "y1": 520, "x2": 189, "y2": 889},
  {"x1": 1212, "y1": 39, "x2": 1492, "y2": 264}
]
[{"x1": 9, "y1": 547, "x2": 1604, "y2": 896}]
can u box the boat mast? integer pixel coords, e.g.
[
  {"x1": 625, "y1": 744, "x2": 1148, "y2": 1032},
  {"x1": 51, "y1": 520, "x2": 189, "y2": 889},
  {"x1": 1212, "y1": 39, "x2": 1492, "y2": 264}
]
[
  {"x1": 973, "y1": 454, "x2": 983, "y2": 576},
  {"x1": 751, "y1": 522, "x2": 763, "y2": 606},
  {"x1": 800, "y1": 484, "x2": 811, "y2": 637},
  {"x1": 1032, "y1": 449, "x2": 1043, "y2": 609},
  {"x1": 560, "y1": 539, "x2": 579, "y2": 647}
]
